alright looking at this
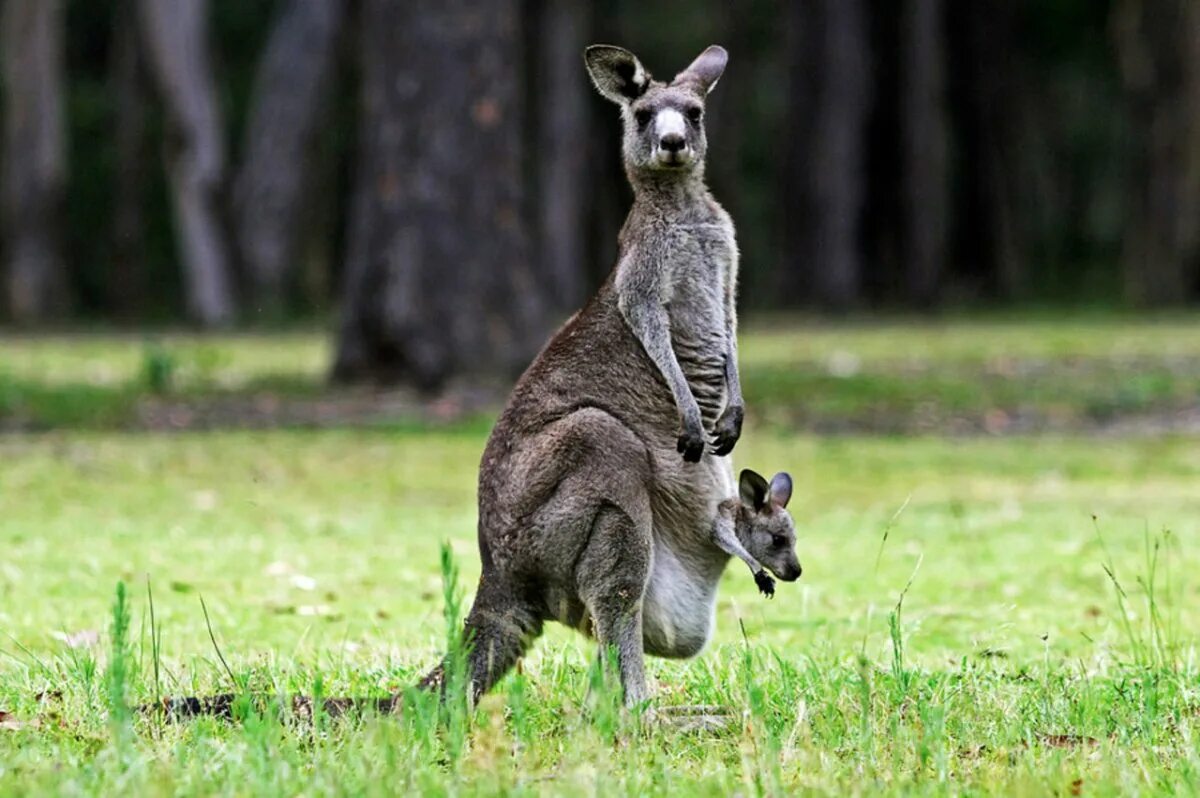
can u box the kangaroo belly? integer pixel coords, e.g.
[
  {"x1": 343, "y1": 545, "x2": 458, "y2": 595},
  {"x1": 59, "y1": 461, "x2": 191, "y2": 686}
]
[
  {"x1": 641, "y1": 544, "x2": 723, "y2": 658},
  {"x1": 672, "y1": 330, "x2": 728, "y2": 427}
]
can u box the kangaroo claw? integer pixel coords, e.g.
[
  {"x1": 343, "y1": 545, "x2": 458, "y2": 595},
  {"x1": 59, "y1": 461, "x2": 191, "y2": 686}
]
[{"x1": 754, "y1": 570, "x2": 776, "y2": 598}]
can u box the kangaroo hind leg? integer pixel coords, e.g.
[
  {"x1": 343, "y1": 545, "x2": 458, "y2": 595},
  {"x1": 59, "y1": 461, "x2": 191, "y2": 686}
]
[{"x1": 576, "y1": 503, "x2": 653, "y2": 707}]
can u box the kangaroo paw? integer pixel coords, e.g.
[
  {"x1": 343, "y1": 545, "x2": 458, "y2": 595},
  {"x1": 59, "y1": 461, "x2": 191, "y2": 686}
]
[{"x1": 754, "y1": 570, "x2": 776, "y2": 598}]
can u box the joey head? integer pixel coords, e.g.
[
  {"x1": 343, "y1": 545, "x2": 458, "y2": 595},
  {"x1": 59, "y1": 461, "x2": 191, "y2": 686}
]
[{"x1": 712, "y1": 469, "x2": 800, "y2": 599}]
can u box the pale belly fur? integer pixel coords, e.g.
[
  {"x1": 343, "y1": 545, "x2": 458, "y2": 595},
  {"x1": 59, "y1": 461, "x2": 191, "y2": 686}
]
[{"x1": 640, "y1": 542, "x2": 725, "y2": 659}]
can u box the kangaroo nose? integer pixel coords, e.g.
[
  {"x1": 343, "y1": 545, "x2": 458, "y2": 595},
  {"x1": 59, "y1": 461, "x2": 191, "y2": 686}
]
[{"x1": 660, "y1": 133, "x2": 685, "y2": 153}]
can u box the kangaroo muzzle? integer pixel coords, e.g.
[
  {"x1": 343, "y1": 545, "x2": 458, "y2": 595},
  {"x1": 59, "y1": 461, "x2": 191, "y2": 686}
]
[{"x1": 653, "y1": 109, "x2": 693, "y2": 166}]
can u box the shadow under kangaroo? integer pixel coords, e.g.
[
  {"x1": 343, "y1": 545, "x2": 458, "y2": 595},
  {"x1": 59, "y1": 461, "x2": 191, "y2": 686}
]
[{"x1": 149, "y1": 44, "x2": 803, "y2": 723}]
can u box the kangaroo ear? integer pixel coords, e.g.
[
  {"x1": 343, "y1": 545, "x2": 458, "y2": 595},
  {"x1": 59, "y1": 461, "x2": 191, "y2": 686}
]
[
  {"x1": 676, "y1": 45, "x2": 728, "y2": 94},
  {"x1": 769, "y1": 472, "x2": 793, "y2": 509},
  {"x1": 584, "y1": 45, "x2": 649, "y2": 104},
  {"x1": 739, "y1": 469, "x2": 770, "y2": 512}
]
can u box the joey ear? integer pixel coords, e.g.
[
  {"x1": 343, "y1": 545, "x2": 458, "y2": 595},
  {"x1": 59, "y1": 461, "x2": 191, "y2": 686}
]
[
  {"x1": 584, "y1": 44, "x2": 649, "y2": 104},
  {"x1": 739, "y1": 469, "x2": 770, "y2": 512},
  {"x1": 675, "y1": 44, "x2": 728, "y2": 94},
  {"x1": 769, "y1": 472, "x2": 793, "y2": 509}
]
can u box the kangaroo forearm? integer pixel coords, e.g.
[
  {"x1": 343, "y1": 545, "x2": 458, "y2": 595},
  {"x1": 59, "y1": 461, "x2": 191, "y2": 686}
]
[
  {"x1": 711, "y1": 515, "x2": 761, "y2": 576},
  {"x1": 723, "y1": 340, "x2": 743, "y2": 408}
]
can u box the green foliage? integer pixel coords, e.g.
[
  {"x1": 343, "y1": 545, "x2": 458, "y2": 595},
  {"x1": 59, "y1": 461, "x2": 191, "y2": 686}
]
[
  {"x1": 105, "y1": 581, "x2": 131, "y2": 747},
  {"x1": 139, "y1": 345, "x2": 176, "y2": 394}
]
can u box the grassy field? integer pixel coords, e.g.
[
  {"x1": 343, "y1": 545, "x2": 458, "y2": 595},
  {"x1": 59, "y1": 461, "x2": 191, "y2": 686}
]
[
  {"x1": 3, "y1": 314, "x2": 1200, "y2": 432},
  {"x1": 1, "y1": 317, "x2": 1199, "y2": 795}
]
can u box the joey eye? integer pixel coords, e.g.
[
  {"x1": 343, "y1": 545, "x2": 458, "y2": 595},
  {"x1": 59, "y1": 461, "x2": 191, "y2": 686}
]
[
  {"x1": 634, "y1": 109, "x2": 653, "y2": 129},
  {"x1": 686, "y1": 106, "x2": 703, "y2": 124},
  {"x1": 772, "y1": 534, "x2": 788, "y2": 548}
]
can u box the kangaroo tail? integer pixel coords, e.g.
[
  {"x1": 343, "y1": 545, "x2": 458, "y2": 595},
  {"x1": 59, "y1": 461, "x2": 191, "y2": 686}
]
[
  {"x1": 143, "y1": 693, "x2": 400, "y2": 721},
  {"x1": 417, "y1": 577, "x2": 543, "y2": 702}
]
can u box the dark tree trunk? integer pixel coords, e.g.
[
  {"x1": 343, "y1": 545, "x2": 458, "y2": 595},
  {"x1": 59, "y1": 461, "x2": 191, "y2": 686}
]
[
  {"x1": 940, "y1": 0, "x2": 1027, "y2": 298},
  {"x1": 333, "y1": 0, "x2": 545, "y2": 390},
  {"x1": 137, "y1": 0, "x2": 235, "y2": 326},
  {"x1": 1114, "y1": 0, "x2": 1200, "y2": 305},
  {"x1": 530, "y1": 0, "x2": 589, "y2": 314},
  {"x1": 109, "y1": 0, "x2": 149, "y2": 319},
  {"x1": 582, "y1": 0, "x2": 629, "y2": 291},
  {"x1": 705, "y1": 1, "x2": 749, "y2": 215},
  {"x1": 233, "y1": 0, "x2": 347, "y2": 314},
  {"x1": 1, "y1": 0, "x2": 67, "y2": 322},
  {"x1": 782, "y1": 0, "x2": 872, "y2": 309},
  {"x1": 900, "y1": 0, "x2": 948, "y2": 307},
  {"x1": 706, "y1": 0, "x2": 752, "y2": 295}
]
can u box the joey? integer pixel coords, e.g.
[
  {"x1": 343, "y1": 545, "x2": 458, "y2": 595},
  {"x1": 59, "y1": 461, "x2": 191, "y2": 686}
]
[{"x1": 712, "y1": 469, "x2": 800, "y2": 599}]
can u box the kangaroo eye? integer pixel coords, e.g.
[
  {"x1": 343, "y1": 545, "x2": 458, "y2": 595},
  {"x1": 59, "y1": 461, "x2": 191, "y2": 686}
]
[
  {"x1": 772, "y1": 534, "x2": 788, "y2": 548},
  {"x1": 634, "y1": 109, "x2": 653, "y2": 129},
  {"x1": 686, "y1": 106, "x2": 702, "y2": 124}
]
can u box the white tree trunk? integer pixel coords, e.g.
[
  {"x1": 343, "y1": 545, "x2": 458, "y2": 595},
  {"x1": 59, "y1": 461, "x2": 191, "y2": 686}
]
[{"x1": 137, "y1": 0, "x2": 235, "y2": 325}]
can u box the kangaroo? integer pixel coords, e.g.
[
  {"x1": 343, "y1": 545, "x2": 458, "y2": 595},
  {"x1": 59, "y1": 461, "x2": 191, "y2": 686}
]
[
  {"x1": 417, "y1": 44, "x2": 781, "y2": 709},
  {"x1": 148, "y1": 44, "x2": 767, "y2": 722}
]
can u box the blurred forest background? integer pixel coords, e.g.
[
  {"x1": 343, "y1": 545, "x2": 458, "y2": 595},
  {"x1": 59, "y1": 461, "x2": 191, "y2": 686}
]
[{"x1": 2, "y1": 0, "x2": 1199, "y2": 388}]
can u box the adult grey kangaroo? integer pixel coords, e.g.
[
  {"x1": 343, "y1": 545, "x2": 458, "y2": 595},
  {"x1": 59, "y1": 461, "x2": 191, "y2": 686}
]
[{"x1": 420, "y1": 45, "x2": 799, "y2": 708}]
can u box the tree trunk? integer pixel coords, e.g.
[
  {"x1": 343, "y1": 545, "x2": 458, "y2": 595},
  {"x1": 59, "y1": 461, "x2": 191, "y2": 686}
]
[
  {"x1": 1114, "y1": 0, "x2": 1200, "y2": 305},
  {"x1": 137, "y1": 0, "x2": 235, "y2": 326},
  {"x1": 900, "y1": 0, "x2": 948, "y2": 308},
  {"x1": 531, "y1": 0, "x2": 588, "y2": 313},
  {"x1": 233, "y1": 0, "x2": 346, "y2": 314},
  {"x1": 1, "y1": 0, "x2": 67, "y2": 322},
  {"x1": 333, "y1": 0, "x2": 545, "y2": 390},
  {"x1": 782, "y1": 0, "x2": 872, "y2": 309},
  {"x1": 948, "y1": 0, "x2": 1024, "y2": 300},
  {"x1": 109, "y1": 0, "x2": 149, "y2": 319}
]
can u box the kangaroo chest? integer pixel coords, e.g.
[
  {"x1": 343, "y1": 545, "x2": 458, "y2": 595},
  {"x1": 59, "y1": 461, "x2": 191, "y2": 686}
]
[{"x1": 664, "y1": 223, "x2": 734, "y2": 329}]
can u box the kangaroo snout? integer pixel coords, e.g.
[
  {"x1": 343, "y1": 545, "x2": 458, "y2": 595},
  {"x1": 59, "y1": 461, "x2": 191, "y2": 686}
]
[{"x1": 660, "y1": 133, "x2": 686, "y2": 153}]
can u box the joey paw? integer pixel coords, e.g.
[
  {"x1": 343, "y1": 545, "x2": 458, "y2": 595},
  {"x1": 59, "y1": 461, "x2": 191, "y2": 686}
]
[
  {"x1": 676, "y1": 426, "x2": 705, "y2": 463},
  {"x1": 754, "y1": 570, "x2": 776, "y2": 598},
  {"x1": 710, "y1": 404, "x2": 744, "y2": 457}
]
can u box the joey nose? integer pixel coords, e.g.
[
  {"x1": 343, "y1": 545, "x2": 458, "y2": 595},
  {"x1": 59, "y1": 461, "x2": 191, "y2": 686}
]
[{"x1": 660, "y1": 133, "x2": 685, "y2": 153}]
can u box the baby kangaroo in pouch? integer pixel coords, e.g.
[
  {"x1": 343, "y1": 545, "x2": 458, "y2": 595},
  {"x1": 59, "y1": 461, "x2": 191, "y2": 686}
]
[{"x1": 714, "y1": 469, "x2": 800, "y2": 599}]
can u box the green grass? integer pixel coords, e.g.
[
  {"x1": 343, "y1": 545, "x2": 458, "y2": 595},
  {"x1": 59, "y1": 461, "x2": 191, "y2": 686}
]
[
  {"x1": 3, "y1": 313, "x2": 1200, "y2": 431},
  {"x1": 1, "y1": 319, "x2": 1199, "y2": 794}
]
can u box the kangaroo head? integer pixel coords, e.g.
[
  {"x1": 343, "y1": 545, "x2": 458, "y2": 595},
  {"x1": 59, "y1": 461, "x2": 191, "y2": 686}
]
[
  {"x1": 736, "y1": 469, "x2": 801, "y2": 582},
  {"x1": 584, "y1": 44, "x2": 727, "y2": 178}
]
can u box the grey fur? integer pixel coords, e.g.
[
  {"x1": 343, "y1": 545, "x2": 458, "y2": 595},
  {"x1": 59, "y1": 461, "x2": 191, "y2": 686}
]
[{"x1": 419, "y1": 45, "x2": 776, "y2": 709}]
